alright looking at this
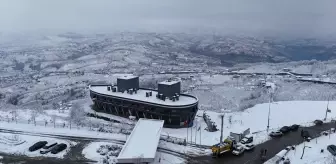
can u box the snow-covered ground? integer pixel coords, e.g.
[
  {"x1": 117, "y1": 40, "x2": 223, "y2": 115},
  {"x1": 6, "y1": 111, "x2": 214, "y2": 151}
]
[
  {"x1": 0, "y1": 132, "x2": 76, "y2": 158},
  {"x1": 150, "y1": 152, "x2": 185, "y2": 164},
  {"x1": 0, "y1": 122, "x2": 128, "y2": 141},
  {"x1": 83, "y1": 142, "x2": 186, "y2": 164},
  {"x1": 269, "y1": 131, "x2": 336, "y2": 164},
  {"x1": 163, "y1": 101, "x2": 336, "y2": 146},
  {"x1": 82, "y1": 142, "x2": 122, "y2": 162}
]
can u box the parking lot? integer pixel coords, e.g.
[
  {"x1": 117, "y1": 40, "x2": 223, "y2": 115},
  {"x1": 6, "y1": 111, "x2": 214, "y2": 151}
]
[
  {"x1": 0, "y1": 140, "x2": 94, "y2": 164},
  {"x1": 189, "y1": 121, "x2": 336, "y2": 164}
]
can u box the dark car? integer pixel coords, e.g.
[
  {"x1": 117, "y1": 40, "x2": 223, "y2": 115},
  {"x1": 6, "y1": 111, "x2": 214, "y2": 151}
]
[
  {"x1": 327, "y1": 145, "x2": 336, "y2": 156},
  {"x1": 29, "y1": 141, "x2": 48, "y2": 152},
  {"x1": 280, "y1": 126, "x2": 291, "y2": 134},
  {"x1": 43, "y1": 142, "x2": 58, "y2": 149},
  {"x1": 50, "y1": 143, "x2": 67, "y2": 154},
  {"x1": 40, "y1": 142, "x2": 57, "y2": 154},
  {"x1": 301, "y1": 130, "x2": 311, "y2": 141},
  {"x1": 290, "y1": 124, "x2": 300, "y2": 131},
  {"x1": 314, "y1": 120, "x2": 323, "y2": 126}
]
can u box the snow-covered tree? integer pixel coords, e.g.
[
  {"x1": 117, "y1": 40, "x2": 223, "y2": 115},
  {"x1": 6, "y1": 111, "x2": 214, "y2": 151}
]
[
  {"x1": 69, "y1": 102, "x2": 85, "y2": 125},
  {"x1": 11, "y1": 108, "x2": 18, "y2": 123},
  {"x1": 51, "y1": 114, "x2": 57, "y2": 128},
  {"x1": 30, "y1": 108, "x2": 39, "y2": 126}
]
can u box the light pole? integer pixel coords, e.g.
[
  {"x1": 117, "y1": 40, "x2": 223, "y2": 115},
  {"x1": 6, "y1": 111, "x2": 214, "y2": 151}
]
[
  {"x1": 220, "y1": 114, "x2": 224, "y2": 144},
  {"x1": 195, "y1": 118, "x2": 197, "y2": 144},
  {"x1": 300, "y1": 144, "x2": 311, "y2": 159},
  {"x1": 218, "y1": 108, "x2": 230, "y2": 144},
  {"x1": 324, "y1": 94, "x2": 331, "y2": 121},
  {"x1": 267, "y1": 92, "x2": 272, "y2": 132}
]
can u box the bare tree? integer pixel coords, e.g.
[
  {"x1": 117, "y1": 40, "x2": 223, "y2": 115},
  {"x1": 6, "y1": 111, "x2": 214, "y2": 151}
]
[
  {"x1": 69, "y1": 102, "x2": 85, "y2": 127},
  {"x1": 11, "y1": 108, "x2": 18, "y2": 124},
  {"x1": 30, "y1": 108, "x2": 39, "y2": 126},
  {"x1": 52, "y1": 115, "x2": 57, "y2": 128},
  {"x1": 228, "y1": 115, "x2": 232, "y2": 125}
]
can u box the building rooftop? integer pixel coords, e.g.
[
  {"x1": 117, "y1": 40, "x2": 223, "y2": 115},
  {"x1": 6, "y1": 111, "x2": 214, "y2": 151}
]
[
  {"x1": 90, "y1": 85, "x2": 198, "y2": 106},
  {"x1": 117, "y1": 119, "x2": 164, "y2": 163},
  {"x1": 158, "y1": 80, "x2": 180, "y2": 85},
  {"x1": 118, "y1": 75, "x2": 138, "y2": 80}
]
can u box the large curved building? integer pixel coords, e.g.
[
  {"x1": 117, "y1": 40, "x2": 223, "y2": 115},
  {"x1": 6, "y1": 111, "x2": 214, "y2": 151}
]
[{"x1": 89, "y1": 75, "x2": 198, "y2": 128}]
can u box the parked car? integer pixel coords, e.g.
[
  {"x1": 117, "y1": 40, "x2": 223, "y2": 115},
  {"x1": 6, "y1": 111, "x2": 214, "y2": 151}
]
[
  {"x1": 232, "y1": 146, "x2": 245, "y2": 156},
  {"x1": 301, "y1": 130, "x2": 310, "y2": 138},
  {"x1": 321, "y1": 131, "x2": 329, "y2": 136},
  {"x1": 50, "y1": 143, "x2": 67, "y2": 154},
  {"x1": 290, "y1": 124, "x2": 300, "y2": 131},
  {"x1": 331, "y1": 128, "x2": 336, "y2": 133},
  {"x1": 280, "y1": 126, "x2": 291, "y2": 134},
  {"x1": 244, "y1": 143, "x2": 255, "y2": 151},
  {"x1": 285, "y1": 146, "x2": 295, "y2": 151},
  {"x1": 29, "y1": 141, "x2": 48, "y2": 152},
  {"x1": 269, "y1": 131, "x2": 283, "y2": 137},
  {"x1": 240, "y1": 135, "x2": 253, "y2": 144},
  {"x1": 314, "y1": 120, "x2": 323, "y2": 126},
  {"x1": 40, "y1": 142, "x2": 57, "y2": 154},
  {"x1": 327, "y1": 145, "x2": 336, "y2": 156},
  {"x1": 43, "y1": 142, "x2": 57, "y2": 149}
]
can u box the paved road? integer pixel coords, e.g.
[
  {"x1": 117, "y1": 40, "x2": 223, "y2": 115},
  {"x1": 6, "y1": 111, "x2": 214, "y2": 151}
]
[{"x1": 188, "y1": 121, "x2": 336, "y2": 164}]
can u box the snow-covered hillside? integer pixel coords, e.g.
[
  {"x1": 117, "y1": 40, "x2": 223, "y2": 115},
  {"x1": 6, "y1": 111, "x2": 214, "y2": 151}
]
[{"x1": 1, "y1": 32, "x2": 336, "y2": 114}]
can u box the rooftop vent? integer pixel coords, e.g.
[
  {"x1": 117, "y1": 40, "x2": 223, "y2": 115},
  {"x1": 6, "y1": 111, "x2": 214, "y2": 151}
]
[
  {"x1": 112, "y1": 87, "x2": 117, "y2": 92},
  {"x1": 149, "y1": 91, "x2": 152, "y2": 96},
  {"x1": 146, "y1": 92, "x2": 149, "y2": 97},
  {"x1": 107, "y1": 86, "x2": 111, "y2": 91}
]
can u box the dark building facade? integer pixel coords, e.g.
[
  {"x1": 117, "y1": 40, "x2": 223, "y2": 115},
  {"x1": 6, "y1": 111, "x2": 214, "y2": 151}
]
[
  {"x1": 116, "y1": 76, "x2": 139, "y2": 92},
  {"x1": 158, "y1": 80, "x2": 181, "y2": 98},
  {"x1": 90, "y1": 85, "x2": 198, "y2": 128}
]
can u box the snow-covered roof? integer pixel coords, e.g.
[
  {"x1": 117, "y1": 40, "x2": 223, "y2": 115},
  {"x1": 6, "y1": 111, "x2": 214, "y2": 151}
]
[
  {"x1": 117, "y1": 75, "x2": 137, "y2": 80},
  {"x1": 117, "y1": 119, "x2": 164, "y2": 163},
  {"x1": 158, "y1": 80, "x2": 180, "y2": 85},
  {"x1": 89, "y1": 85, "x2": 198, "y2": 107}
]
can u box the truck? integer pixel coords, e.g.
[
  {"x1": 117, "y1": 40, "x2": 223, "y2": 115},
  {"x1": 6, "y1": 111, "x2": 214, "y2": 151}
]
[{"x1": 211, "y1": 138, "x2": 236, "y2": 157}]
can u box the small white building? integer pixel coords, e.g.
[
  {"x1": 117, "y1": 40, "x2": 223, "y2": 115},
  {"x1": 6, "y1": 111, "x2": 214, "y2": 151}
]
[{"x1": 117, "y1": 119, "x2": 164, "y2": 163}]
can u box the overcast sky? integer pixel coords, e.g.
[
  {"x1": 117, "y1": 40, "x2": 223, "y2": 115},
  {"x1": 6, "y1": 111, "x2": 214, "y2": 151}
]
[{"x1": 0, "y1": 0, "x2": 335, "y2": 36}]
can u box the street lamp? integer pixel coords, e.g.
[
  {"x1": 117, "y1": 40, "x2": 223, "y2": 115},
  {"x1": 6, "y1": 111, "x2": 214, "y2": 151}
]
[
  {"x1": 300, "y1": 145, "x2": 312, "y2": 159},
  {"x1": 267, "y1": 91, "x2": 272, "y2": 132}
]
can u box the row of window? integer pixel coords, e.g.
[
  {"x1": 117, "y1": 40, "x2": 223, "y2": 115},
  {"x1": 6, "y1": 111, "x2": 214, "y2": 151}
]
[{"x1": 94, "y1": 100, "x2": 197, "y2": 126}]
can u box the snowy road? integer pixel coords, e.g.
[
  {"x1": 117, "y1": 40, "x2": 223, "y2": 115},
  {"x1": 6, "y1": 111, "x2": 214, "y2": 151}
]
[
  {"x1": 0, "y1": 128, "x2": 191, "y2": 163},
  {"x1": 189, "y1": 121, "x2": 336, "y2": 164}
]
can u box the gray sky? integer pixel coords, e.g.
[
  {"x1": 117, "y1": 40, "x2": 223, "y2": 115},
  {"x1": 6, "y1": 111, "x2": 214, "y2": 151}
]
[{"x1": 0, "y1": 0, "x2": 335, "y2": 36}]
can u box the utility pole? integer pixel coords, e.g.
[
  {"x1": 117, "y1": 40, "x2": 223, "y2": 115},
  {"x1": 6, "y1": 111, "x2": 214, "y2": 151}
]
[
  {"x1": 300, "y1": 144, "x2": 311, "y2": 159},
  {"x1": 187, "y1": 124, "x2": 189, "y2": 144},
  {"x1": 200, "y1": 123, "x2": 202, "y2": 145},
  {"x1": 195, "y1": 119, "x2": 197, "y2": 144},
  {"x1": 190, "y1": 121, "x2": 193, "y2": 144},
  {"x1": 324, "y1": 94, "x2": 331, "y2": 121},
  {"x1": 220, "y1": 114, "x2": 224, "y2": 144},
  {"x1": 267, "y1": 92, "x2": 271, "y2": 132}
]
